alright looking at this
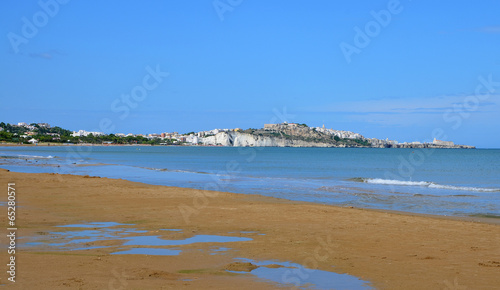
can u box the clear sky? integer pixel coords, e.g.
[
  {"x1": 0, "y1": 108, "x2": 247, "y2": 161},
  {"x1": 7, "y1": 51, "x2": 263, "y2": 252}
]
[{"x1": 1, "y1": 0, "x2": 499, "y2": 148}]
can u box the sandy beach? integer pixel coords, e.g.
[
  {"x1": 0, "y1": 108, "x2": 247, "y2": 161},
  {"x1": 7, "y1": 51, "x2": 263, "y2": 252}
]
[{"x1": 1, "y1": 168, "x2": 499, "y2": 289}]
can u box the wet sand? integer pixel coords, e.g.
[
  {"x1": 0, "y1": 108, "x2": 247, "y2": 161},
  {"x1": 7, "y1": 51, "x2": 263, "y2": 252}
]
[{"x1": 1, "y1": 168, "x2": 499, "y2": 289}]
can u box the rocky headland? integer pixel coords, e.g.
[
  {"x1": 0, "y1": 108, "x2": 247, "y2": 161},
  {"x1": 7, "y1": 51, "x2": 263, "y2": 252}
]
[{"x1": 193, "y1": 123, "x2": 475, "y2": 149}]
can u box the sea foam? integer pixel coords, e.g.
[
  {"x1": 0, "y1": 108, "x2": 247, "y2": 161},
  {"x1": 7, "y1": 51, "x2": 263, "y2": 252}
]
[{"x1": 351, "y1": 178, "x2": 500, "y2": 193}]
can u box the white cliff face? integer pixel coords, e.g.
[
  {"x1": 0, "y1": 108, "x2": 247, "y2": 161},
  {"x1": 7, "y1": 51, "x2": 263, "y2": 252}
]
[
  {"x1": 234, "y1": 134, "x2": 281, "y2": 146},
  {"x1": 201, "y1": 135, "x2": 216, "y2": 145},
  {"x1": 196, "y1": 126, "x2": 473, "y2": 148},
  {"x1": 232, "y1": 134, "x2": 257, "y2": 146},
  {"x1": 201, "y1": 132, "x2": 232, "y2": 146},
  {"x1": 200, "y1": 132, "x2": 340, "y2": 147},
  {"x1": 314, "y1": 127, "x2": 363, "y2": 139}
]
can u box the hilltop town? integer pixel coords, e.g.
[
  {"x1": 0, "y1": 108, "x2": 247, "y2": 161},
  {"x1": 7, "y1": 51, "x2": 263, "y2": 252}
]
[
  {"x1": 0, "y1": 121, "x2": 474, "y2": 149},
  {"x1": 189, "y1": 122, "x2": 474, "y2": 148}
]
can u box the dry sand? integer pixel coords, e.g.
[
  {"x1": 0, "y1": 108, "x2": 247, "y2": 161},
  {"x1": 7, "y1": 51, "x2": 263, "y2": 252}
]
[{"x1": 0, "y1": 168, "x2": 499, "y2": 289}]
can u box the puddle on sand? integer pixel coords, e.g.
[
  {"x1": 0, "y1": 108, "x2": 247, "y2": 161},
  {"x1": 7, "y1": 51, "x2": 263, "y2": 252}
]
[
  {"x1": 23, "y1": 222, "x2": 371, "y2": 288},
  {"x1": 46, "y1": 228, "x2": 146, "y2": 250},
  {"x1": 23, "y1": 223, "x2": 150, "y2": 251},
  {"x1": 228, "y1": 258, "x2": 372, "y2": 290},
  {"x1": 125, "y1": 229, "x2": 148, "y2": 233},
  {"x1": 56, "y1": 222, "x2": 131, "y2": 228},
  {"x1": 71, "y1": 246, "x2": 110, "y2": 251},
  {"x1": 209, "y1": 247, "x2": 230, "y2": 255},
  {"x1": 25, "y1": 242, "x2": 44, "y2": 246},
  {"x1": 228, "y1": 231, "x2": 265, "y2": 235},
  {"x1": 122, "y1": 235, "x2": 252, "y2": 246},
  {"x1": 112, "y1": 248, "x2": 181, "y2": 256},
  {"x1": 24, "y1": 222, "x2": 253, "y2": 255}
]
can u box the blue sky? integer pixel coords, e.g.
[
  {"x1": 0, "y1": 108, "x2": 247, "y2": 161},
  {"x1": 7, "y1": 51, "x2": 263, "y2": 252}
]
[{"x1": 1, "y1": 0, "x2": 499, "y2": 147}]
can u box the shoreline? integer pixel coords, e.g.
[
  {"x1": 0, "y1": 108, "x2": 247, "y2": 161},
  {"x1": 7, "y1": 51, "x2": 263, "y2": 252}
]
[
  {"x1": 0, "y1": 142, "x2": 485, "y2": 149},
  {"x1": 0, "y1": 157, "x2": 498, "y2": 222},
  {"x1": 1, "y1": 169, "x2": 500, "y2": 289},
  {"x1": 360, "y1": 207, "x2": 500, "y2": 226}
]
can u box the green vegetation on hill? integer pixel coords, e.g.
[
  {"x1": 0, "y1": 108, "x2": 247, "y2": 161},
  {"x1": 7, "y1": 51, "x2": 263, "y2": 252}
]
[
  {"x1": 0, "y1": 122, "x2": 177, "y2": 145},
  {"x1": 0, "y1": 122, "x2": 372, "y2": 147}
]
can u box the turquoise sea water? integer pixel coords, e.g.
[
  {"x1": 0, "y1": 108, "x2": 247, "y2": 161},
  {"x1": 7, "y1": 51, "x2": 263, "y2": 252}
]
[{"x1": 1, "y1": 146, "x2": 499, "y2": 217}]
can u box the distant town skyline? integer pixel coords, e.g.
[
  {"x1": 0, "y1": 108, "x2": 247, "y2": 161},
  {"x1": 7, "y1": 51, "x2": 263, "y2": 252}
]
[
  {"x1": 0, "y1": 120, "x2": 473, "y2": 150},
  {"x1": 2, "y1": 120, "x2": 471, "y2": 149},
  {"x1": 1, "y1": 1, "x2": 499, "y2": 148}
]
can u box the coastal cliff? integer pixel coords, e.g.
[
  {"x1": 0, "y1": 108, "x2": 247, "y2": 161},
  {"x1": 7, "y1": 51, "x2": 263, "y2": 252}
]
[
  {"x1": 196, "y1": 123, "x2": 475, "y2": 149},
  {"x1": 201, "y1": 131, "x2": 342, "y2": 147},
  {"x1": 5, "y1": 121, "x2": 473, "y2": 148}
]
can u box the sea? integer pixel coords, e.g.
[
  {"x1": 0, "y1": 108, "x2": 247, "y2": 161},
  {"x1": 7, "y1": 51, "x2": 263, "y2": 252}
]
[{"x1": 1, "y1": 146, "x2": 499, "y2": 218}]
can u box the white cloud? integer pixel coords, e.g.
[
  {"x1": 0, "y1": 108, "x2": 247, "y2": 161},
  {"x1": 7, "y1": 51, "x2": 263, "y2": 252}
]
[
  {"x1": 476, "y1": 26, "x2": 500, "y2": 34},
  {"x1": 320, "y1": 95, "x2": 498, "y2": 113},
  {"x1": 28, "y1": 50, "x2": 65, "y2": 60}
]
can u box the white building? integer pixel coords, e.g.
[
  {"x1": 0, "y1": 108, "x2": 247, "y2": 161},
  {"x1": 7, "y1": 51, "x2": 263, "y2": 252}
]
[
  {"x1": 185, "y1": 135, "x2": 199, "y2": 144},
  {"x1": 71, "y1": 130, "x2": 104, "y2": 137},
  {"x1": 433, "y1": 138, "x2": 454, "y2": 146}
]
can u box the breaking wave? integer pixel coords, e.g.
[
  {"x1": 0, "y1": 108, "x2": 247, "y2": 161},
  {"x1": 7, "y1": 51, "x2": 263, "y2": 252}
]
[
  {"x1": 1, "y1": 154, "x2": 56, "y2": 159},
  {"x1": 349, "y1": 178, "x2": 500, "y2": 193},
  {"x1": 139, "y1": 166, "x2": 210, "y2": 175}
]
